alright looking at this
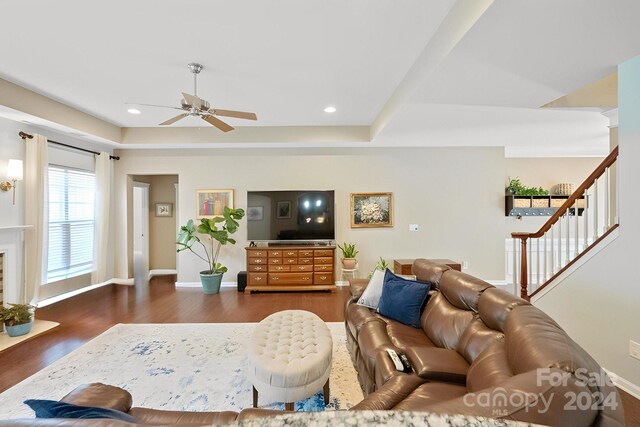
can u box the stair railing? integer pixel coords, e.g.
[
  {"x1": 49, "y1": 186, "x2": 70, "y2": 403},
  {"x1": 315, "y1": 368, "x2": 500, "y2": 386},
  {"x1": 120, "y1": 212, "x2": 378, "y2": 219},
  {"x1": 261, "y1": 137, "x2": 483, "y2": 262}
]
[{"x1": 511, "y1": 147, "x2": 619, "y2": 300}]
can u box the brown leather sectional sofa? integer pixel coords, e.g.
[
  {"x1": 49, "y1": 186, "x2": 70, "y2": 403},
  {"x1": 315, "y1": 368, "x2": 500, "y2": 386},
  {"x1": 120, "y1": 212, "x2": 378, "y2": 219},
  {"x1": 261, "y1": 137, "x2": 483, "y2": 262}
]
[{"x1": 345, "y1": 259, "x2": 625, "y2": 426}]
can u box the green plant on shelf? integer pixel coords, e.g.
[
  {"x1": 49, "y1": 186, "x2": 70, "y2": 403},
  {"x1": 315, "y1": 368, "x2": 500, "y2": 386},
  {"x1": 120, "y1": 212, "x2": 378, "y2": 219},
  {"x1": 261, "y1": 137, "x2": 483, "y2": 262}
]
[{"x1": 506, "y1": 178, "x2": 549, "y2": 196}]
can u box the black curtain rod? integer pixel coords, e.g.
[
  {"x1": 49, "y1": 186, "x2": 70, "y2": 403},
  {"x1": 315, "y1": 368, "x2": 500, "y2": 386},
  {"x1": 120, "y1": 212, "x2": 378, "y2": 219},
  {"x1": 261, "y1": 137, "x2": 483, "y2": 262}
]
[{"x1": 18, "y1": 131, "x2": 120, "y2": 160}]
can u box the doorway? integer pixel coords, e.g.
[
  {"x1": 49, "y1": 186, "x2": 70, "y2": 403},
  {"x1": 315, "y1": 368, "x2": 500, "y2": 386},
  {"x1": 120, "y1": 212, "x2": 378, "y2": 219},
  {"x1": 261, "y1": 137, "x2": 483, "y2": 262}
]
[{"x1": 133, "y1": 182, "x2": 150, "y2": 283}]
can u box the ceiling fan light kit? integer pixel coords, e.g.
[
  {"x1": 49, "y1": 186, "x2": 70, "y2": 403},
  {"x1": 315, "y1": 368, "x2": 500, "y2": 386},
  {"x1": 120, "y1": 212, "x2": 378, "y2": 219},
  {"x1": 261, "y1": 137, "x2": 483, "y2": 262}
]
[{"x1": 129, "y1": 62, "x2": 257, "y2": 132}]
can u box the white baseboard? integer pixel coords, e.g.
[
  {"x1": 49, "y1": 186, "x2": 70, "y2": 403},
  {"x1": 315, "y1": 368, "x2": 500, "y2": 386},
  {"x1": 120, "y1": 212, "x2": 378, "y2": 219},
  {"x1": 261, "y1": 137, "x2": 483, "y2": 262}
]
[
  {"x1": 604, "y1": 368, "x2": 640, "y2": 400},
  {"x1": 175, "y1": 281, "x2": 236, "y2": 288},
  {"x1": 148, "y1": 269, "x2": 177, "y2": 279},
  {"x1": 37, "y1": 277, "x2": 133, "y2": 307}
]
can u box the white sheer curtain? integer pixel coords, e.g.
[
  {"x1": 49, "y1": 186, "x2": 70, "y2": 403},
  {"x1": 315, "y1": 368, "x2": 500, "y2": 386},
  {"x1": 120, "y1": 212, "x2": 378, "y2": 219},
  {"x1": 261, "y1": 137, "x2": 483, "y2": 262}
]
[
  {"x1": 91, "y1": 152, "x2": 112, "y2": 284},
  {"x1": 23, "y1": 134, "x2": 48, "y2": 306}
]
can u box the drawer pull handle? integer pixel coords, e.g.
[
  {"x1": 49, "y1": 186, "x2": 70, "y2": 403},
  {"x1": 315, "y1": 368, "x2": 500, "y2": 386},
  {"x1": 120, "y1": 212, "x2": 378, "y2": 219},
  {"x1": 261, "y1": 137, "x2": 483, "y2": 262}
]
[
  {"x1": 321, "y1": 266, "x2": 327, "y2": 270},
  {"x1": 273, "y1": 276, "x2": 279, "y2": 280},
  {"x1": 256, "y1": 267, "x2": 262, "y2": 271},
  {"x1": 303, "y1": 277, "x2": 310, "y2": 281},
  {"x1": 287, "y1": 252, "x2": 294, "y2": 255},
  {"x1": 298, "y1": 266, "x2": 305, "y2": 270},
  {"x1": 320, "y1": 276, "x2": 327, "y2": 280},
  {"x1": 273, "y1": 252, "x2": 280, "y2": 255},
  {"x1": 303, "y1": 260, "x2": 309, "y2": 263},
  {"x1": 255, "y1": 277, "x2": 262, "y2": 281}
]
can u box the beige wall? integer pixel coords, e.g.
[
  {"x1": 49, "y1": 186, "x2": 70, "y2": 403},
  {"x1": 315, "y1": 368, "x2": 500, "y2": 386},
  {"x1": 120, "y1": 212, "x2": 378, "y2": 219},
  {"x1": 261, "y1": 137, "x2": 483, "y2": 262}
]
[
  {"x1": 114, "y1": 147, "x2": 508, "y2": 282},
  {"x1": 131, "y1": 175, "x2": 178, "y2": 270}
]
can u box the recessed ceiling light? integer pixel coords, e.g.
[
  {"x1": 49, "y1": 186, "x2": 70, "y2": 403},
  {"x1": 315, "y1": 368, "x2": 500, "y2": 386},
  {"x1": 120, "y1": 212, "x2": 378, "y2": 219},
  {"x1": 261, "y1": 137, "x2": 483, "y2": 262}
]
[
  {"x1": 324, "y1": 106, "x2": 336, "y2": 113},
  {"x1": 127, "y1": 108, "x2": 141, "y2": 114}
]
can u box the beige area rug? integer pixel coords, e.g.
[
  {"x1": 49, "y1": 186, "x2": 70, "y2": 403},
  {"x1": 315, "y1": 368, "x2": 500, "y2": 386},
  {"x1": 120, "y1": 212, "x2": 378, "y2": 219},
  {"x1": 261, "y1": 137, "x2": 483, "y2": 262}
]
[{"x1": 0, "y1": 319, "x2": 59, "y2": 352}]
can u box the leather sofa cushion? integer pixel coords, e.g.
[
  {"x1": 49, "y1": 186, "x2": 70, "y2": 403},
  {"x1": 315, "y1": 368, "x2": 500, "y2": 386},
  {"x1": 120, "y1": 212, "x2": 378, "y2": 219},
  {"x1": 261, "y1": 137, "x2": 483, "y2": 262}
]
[
  {"x1": 478, "y1": 287, "x2": 529, "y2": 332},
  {"x1": 411, "y1": 259, "x2": 450, "y2": 288},
  {"x1": 404, "y1": 346, "x2": 470, "y2": 384},
  {"x1": 392, "y1": 382, "x2": 467, "y2": 411},
  {"x1": 60, "y1": 383, "x2": 133, "y2": 413},
  {"x1": 438, "y1": 270, "x2": 493, "y2": 312},
  {"x1": 357, "y1": 320, "x2": 394, "y2": 378},
  {"x1": 129, "y1": 407, "x2": 238, "y2": 425},
  {"x1": 350, "y1": 374, "x2": 427, "y2": 411},
  {"x1": 237, "y1": 408, "x2": 285, "y2": 421},
  {"x1": 456, "y1": 317, "x2": 504, "y2": 363},
  {"x1": 466, "y1": 342, "x2": 513, "y2": 392},
  {"x1": 0, "y1": 420, "x2": 138, "y2": 426},
  {"x1": 376, "y1": 316, "x2": 435, "y2": 351},
  {"x1": 349, "y1": 278, "x2": 370, "y2": 299},
  {"x1": 420, "y1": 292, "x2": 474, "y2": 349}
]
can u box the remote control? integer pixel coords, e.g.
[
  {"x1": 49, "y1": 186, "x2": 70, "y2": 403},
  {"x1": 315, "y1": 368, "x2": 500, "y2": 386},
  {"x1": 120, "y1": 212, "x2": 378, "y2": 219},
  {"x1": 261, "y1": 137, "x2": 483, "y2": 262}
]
[
  {"x1": 399, "y1": 353, "x2": 413, "y2": 373},
  {"x1": 386, "y1": 349, "x2": 404, "y2": 371}
]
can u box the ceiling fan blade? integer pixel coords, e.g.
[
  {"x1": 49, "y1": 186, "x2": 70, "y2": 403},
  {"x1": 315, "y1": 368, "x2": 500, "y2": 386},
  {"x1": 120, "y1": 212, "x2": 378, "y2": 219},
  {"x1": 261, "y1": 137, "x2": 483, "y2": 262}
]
[
  {"x1": 210, "y1": 109, "x2": 257, "y2": 121},
  {"x1": 159, "y1": 113, "x2": 189, "y2": 126},
  {"x1": 182, "y1": 92, "x2": 203, "y2": 108},
  {"x1": 126, "y1": 102, "x2": 184, "y2": 110},
  {"x1": 202, "y1": 115, "x2": 234, "y2": 132}
]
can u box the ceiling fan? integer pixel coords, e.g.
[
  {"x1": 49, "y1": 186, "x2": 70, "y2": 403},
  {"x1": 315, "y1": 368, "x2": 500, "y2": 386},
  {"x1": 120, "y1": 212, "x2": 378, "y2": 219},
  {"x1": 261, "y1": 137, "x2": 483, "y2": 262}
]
[{"x1": 127, "y1": 63, "x2": 257, "y2": 132}]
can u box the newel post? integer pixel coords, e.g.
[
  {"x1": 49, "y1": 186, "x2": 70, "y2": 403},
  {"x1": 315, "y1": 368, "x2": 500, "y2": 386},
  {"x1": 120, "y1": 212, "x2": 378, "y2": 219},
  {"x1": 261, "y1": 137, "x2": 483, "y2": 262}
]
[{"x1": 519, "y1": 237, "x2": 529, "y2": 301}]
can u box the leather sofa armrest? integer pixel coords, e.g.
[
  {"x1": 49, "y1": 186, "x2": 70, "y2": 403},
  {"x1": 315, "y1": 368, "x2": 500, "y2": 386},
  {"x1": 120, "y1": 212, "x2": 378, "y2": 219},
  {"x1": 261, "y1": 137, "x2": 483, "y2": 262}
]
[
  {"x1": 237, "y1": 408, "x2": 285, "y2": 421},
  {"x1": 349, "y1": 279, "x2": 370, "y2": 299},
  {"x1": 60, "y1": 383, "x2": 133, "y2": 413},
  {"x1": 350, "y1": 374, "x2": 426, "y2": 411},
  {"x1": 0, "y1": 421, "x2": 138, "y2": 426},
  {"x1": 404, "y1": 347, "x2": 469, "y2": 384},
  {"x1": 128, "y1": 408, "x2": 239, "y2": 425}
]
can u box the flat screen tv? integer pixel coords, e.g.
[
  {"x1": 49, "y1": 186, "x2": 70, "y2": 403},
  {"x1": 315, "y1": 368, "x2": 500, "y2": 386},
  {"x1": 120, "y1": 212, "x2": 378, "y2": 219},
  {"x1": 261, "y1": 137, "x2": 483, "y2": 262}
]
[{"x1": 247, "y1": 190, "x2": 335, "y2": 242}]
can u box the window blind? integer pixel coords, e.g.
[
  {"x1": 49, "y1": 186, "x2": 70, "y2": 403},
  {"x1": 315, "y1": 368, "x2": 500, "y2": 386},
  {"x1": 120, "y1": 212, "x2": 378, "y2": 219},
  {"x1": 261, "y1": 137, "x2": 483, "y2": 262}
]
[{"x1": 47, "y1": 165, "x2": 95, "y2": 283}]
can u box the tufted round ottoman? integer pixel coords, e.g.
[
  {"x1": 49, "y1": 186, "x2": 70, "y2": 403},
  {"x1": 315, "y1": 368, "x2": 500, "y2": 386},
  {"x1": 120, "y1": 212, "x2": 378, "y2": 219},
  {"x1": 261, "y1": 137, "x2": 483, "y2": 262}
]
[{"x1": 248, "y1": 310, "x2": 333, "y2": 410}]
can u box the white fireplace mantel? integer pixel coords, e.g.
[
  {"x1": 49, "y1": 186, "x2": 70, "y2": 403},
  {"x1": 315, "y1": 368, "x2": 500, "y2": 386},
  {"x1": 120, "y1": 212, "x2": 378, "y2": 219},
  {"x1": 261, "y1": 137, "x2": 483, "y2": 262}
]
[{"x1": 0, "y1": 225, "x2": 32, "y2": 306}]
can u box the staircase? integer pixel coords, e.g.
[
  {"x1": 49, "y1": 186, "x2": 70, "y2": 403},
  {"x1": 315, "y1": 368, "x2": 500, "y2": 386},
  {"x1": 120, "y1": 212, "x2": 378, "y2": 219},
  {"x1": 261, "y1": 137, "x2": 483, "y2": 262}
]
[{"x1": 511, "y1": 147, "x2": 619, "y2": 300}]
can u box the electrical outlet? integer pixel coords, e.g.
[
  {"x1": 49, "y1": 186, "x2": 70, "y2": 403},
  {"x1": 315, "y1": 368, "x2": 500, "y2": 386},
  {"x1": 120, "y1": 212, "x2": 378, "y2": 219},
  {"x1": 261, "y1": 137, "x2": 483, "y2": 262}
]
[
  {"x1": 409, "y1": 224, "x2": 419, "y2": 232},
  {"x1": 630, "y1": 340, "x2": 640, "y2": 361},
  {"x1": 462, "y1": 261, "x2": 469, "y2": 269}
]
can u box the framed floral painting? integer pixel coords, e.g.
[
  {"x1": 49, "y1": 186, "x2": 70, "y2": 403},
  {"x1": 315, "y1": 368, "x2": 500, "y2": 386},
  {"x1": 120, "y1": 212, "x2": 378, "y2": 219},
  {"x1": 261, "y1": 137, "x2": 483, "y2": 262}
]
[{"x1": 350, "y1": 192, "x2": 393, "y2": 228}]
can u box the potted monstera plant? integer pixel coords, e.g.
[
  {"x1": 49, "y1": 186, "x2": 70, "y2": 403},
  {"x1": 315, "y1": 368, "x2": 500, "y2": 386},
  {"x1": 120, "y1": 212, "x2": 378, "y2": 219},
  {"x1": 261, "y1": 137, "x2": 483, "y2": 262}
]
[
  {"x1": 0, "y1": 303, "x2": 35, "y2": 337},
  {"x1": 176, "y1": 207, "x2": 245, "y2": 294}
]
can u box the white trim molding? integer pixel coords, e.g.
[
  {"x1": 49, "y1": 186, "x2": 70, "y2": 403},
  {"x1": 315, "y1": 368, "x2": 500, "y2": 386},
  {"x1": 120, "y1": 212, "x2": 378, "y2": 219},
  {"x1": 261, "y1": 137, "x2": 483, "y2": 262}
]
[
  {"x1": 604, "y1": 368, "x2": 640, "y2": 400},
  {"x1": 602, "y1": 108, "x2": 618, "y2": 128}
]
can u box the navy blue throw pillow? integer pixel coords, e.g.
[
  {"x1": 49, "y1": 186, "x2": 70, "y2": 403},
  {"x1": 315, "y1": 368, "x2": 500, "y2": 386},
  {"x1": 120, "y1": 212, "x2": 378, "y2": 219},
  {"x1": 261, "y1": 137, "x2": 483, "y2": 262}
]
[
  {"x1": 377, "y1": 269, "x2": 431, "y2": 328},
  {"x1": 24, "y1": 399, "x2": 136, "y2": 422}
]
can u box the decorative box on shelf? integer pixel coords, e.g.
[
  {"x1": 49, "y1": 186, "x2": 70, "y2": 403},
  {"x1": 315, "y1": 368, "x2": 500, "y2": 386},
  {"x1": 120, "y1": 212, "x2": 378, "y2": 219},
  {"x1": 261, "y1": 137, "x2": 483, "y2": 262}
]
[{"x1": 505, "y1": 195, "x2": 585, "y2": 217}]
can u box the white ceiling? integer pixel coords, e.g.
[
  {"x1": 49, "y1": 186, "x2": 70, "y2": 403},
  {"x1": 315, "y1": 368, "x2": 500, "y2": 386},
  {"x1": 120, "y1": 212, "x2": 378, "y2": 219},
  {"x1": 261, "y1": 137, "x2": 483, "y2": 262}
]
[
  {"x1": 0, "y1": 0, "x2": 454, "y2": 127},
  {"x1": 0, "y1": 0, "x2": 639, "y2": 156}
]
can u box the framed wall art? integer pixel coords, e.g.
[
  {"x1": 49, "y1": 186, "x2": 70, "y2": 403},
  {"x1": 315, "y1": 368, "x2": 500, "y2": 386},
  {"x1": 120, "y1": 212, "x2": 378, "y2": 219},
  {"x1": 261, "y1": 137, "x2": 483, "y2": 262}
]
[
  {"x1": 155, "y1": 202, "x2": 173, "y2": 217},
  {"x1": 350, "y1": 192, "x2": 393, "y2": 228},
  {"x1": 277, "y1": 201, "x2": 292, "y2": 219},
  {"x1": 196, "y1": 189, "x2": 233, "y2": 219},
  {"x1": 247, "y1": 206, "x2": 264, "y2": 221}
]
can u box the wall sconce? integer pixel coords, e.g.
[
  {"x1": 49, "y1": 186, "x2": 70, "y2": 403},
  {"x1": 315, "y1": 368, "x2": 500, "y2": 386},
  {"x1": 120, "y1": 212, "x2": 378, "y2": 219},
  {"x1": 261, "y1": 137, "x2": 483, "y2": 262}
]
[{"x1": 1, "y1": 159, "x2": 23, "y2": 205}]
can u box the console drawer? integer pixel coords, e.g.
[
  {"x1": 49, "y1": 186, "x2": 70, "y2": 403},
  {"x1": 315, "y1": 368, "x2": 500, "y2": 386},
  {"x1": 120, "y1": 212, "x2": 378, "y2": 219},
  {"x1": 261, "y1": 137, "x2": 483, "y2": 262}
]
[
  {"x1": 283, "y1": 250, "x2": 298, "y2": 257},
  {"x1": 249, "y1": 257, "x2": 267, "y2": 265},
  {"x1": 314, "y1": 273, "x2": 333, "y2": 285},
  {"x1": 247, "y1": 249, "x2": 267, "y2": 258},
  {"x1": 314, "y1": 256, "x2": 333, "y2": 265},
  {"x1": 268, "y1": 272, "x2": 313, "y2": 285},
  {"x1": 269, "y1": 265, "x2": 290, "y2": 272},
  {"x1": 268, "y1": 250, "x2": 284, "y2": 257},
  {"x1": 291, "y1": 265, "x2": 313, "y2": 272},
  {"x1": 248, "y1": 265, "x2": 267, "y2": 272},
  {"x1": 248, "y1": 273, "x2": 267, "y2": 285},
  {"x1": 283, "y1": 257, "x2": 298, "y2": 265},
  {"x1": 314, "y1": 249, "x2": 333, "y2": 257},
  {"x1": 268, "y1": 258, "x2": 282, "y2": 265},
  {"x1": 314, "y1": 264, "x2": 333, "y2": 272},
  {"x1": 298, "y1": 257, "x2": 313, "y2": 265},
  {"x1": 298, "y1": 250, "x2": 314, "y2": 257}
]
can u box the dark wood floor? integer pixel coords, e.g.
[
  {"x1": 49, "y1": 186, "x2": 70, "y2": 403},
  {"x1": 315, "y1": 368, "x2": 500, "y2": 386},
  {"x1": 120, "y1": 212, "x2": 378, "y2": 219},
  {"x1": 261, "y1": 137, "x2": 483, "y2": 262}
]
[
  {"x1": 0, "y1": 277, "x2": 351, "y2": 393},
  {"x1": 0, "y1": 277, "x2": 637, "y2": 426}
]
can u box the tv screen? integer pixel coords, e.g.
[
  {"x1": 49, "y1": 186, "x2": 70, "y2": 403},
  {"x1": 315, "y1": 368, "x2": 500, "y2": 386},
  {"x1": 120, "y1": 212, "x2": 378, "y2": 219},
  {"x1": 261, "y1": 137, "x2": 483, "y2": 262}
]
[{"x1": 247, "y1": 190, "x2": 335, "y2": 242}]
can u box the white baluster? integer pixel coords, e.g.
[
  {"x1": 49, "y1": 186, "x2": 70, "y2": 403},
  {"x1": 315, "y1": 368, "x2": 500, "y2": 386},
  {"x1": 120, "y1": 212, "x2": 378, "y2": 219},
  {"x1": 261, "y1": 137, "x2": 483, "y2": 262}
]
[
  {"x1": 565, "y1": 212, "x2": 570, "y2": 266},
  {"x1": 593, "y1": 178, "x2": 599, "y2": 241},
  {"x1": 512, "y1": 237, "x2": 518, "y2": 294},
  {"x1": 551, "y1": 225, "x2": 556, "y2": 274},
  {"x1": 543, "y1": 232, "x2": 548, "y2": 281},
  {"x1": 528, "y1": 237, "x2": 532, "y2": 286},
  {"x1": 536, "y1": 237, "x2": 540, "y2": 286},
  {"x1": 557, "y1": 218, "x2": 562, "y2": 270},
  {"x1": 583, "y1": 190, "x2": 589, "y2": 250},
  {"x1": 574, "y1": 199, "x2": 579, "y2": 258}
]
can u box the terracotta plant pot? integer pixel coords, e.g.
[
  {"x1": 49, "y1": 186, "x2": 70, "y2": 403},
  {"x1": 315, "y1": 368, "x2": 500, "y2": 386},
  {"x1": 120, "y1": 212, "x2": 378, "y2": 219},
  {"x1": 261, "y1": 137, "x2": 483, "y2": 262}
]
[{"x1": 341, "y1": 258, "x2": 357, "y2": 269}]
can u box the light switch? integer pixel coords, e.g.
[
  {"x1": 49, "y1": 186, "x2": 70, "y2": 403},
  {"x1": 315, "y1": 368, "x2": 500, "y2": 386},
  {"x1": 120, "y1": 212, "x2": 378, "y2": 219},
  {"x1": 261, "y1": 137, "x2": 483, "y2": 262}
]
[{"x1": 409, "y1": 224, "x2": 419, "y2": 231}]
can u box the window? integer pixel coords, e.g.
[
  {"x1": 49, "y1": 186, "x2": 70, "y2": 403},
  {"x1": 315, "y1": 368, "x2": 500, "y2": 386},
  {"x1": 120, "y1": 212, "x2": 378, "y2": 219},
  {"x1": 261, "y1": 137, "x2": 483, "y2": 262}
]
[{"x1": 47, "y1": 165, "x2": 95, "y2": 283}]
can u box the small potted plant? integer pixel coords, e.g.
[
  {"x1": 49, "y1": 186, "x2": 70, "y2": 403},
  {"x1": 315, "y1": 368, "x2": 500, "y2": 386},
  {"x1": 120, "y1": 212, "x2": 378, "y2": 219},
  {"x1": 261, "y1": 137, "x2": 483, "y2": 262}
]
[
  {"x1": 367, "y1": 257, "x2": 391, "y2": 279},
  {"x1": 0, "y1": 303, "x2": 36, "y2": 337},
  {"x1": 338, "y1": 242, "x2": 359, "y2": 269},
  {"x1": 177, "y1": 207, "x2": 245, "y2": 294}
]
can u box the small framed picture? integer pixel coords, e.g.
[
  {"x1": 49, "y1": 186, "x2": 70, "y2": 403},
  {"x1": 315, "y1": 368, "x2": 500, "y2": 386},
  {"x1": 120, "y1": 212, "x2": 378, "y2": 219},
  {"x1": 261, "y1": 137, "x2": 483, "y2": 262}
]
[
  {"x1": 277, "y1": 201, "x2": 292, "y2": 219},
  {"x1": 350, "y1": 192, "x2": 393, "y2": 228},
  {"x1": 247, "y1": 206, "x2": 264, "y2": 221},
  {"x1": 155, "y1": 203, "x2": 173, "y2": 217},
  {"x1": 196, "y1": 189, "x2": 233, "y2": 219}
]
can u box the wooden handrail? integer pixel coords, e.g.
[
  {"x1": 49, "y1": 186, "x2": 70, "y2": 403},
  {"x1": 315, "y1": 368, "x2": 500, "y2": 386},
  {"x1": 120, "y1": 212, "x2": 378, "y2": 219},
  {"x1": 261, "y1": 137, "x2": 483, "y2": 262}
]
[
  {"x1": 512, "y1": 146, "x2": 618, "y2": 240},
  {"x1": 511, "y1": 146, "x2": 619, "y2": 301}
]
